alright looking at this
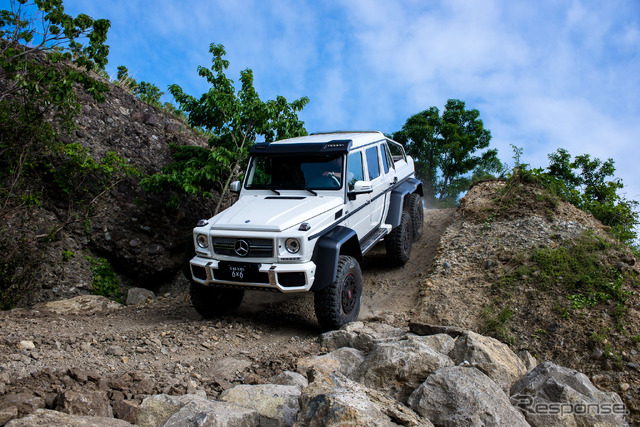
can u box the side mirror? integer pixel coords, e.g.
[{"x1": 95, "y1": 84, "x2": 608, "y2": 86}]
[
  {"x1": 229, "y1": 181, "x2": 242, "y2": 194},
  {"x1": 347, "y1": 180, "x2": 373, "y2": 200}
]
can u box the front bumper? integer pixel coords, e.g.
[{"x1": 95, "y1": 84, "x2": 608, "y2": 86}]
[{"x1": 189, "y1": 256, "x2": 316, "y2": 293}]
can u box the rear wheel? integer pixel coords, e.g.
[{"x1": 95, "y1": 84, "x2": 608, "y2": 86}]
[
  {"x1": 385, "y1": 210, "x2": 412, "y2": 266},
  {"x1": 314, "y1": 255, "x2": 363, "y2": 331},
  {"x1": 408, "y1": 193, "x2": 424, "y2": 241},
  {"x1": 190, "y1": 282, "x2": 244, "y2": 318}
]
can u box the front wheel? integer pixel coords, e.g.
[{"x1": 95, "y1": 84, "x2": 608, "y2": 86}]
[
  {"x1": 314, "y1": 255, "x2": 363, "y2": 331},
  {"x1": 190, "y1": 282, "x2": 244, "y2": 318}
]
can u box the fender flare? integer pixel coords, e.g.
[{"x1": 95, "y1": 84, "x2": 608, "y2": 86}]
[
  {"x1": 310, "y1": 226, "x2": 361, "y2": 292},
  {"x1": 385, "y1": 178, "x2": 423, "y2": 228}
]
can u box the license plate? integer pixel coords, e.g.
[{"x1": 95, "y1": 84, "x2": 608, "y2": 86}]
[{"x1": 217, "y1": 262, "x2": 259, "y2": 282}]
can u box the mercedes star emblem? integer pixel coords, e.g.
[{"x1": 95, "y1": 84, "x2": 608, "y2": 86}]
[{"x1": 234, "y1": 239, "x2": 250, "y2": 257}]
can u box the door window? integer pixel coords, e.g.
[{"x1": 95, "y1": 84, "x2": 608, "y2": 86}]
[
  {"x1": 347, "y1": 151, "x2": 364, "y2": 191},
  {"x1": 365, "y1": 146, "x2": 380, "y2": 180}
]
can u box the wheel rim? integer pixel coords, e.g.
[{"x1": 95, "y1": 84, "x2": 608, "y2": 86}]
[{"x1": 342, "y1": 273, "x2": 358, "y2": 314}]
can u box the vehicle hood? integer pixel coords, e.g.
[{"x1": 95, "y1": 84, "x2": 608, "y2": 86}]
[{"x1": 210, "y1": 195, "x2": 343, "y2": 232}]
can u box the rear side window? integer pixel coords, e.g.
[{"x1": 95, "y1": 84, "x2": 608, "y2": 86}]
[
  {"x1": 347, "y1": 151, "x2": 364, "y2": 190},
  {"x1": 380, "y1": 143, "x2": 394, "y2": 173},
  {"x1": 365, "y1": 146, "x2": 380, "y2": 180}
]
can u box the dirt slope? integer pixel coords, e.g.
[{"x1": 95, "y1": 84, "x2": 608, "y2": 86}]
[
  {"x1": 1, "y1": 195, "x2": 638, "y2": 422},
  {"x1": 0, "y1": 209, "x2": 452, "y2": 410}
]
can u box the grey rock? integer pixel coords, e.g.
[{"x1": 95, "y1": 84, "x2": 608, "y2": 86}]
[
  {"x1": 517, "y1": 350, "x2": 539, "y2": 371},
  {"x1": 56, "y1": 390, "x2": 113, "y2": 417},
  {"x1": 320, "y1": 321, "x2": 407, "y2": 352},
  {"x1": 112, "y1": 400, "x2": 139, "y2": 424},
  {"x1": 205, "y1": 357, "x2": 252, "y2": 382},
  {"x1": 353, "y1": 334, "x2": 455, "y2": 402},
  {"x1": 6, "y1": 409, "x2": 133, "y2": 426},
  {"x1": 409, "y1": 322, "x2": 467, "y2": 338},
  {"x1": 107, "y1": 345, "x2": 125, "y2": 356},
  {"x1": 219, "y1": 384, "x2": 300, "y2": 427},
  {"x1": 0, "y1": 393, "x2": 45, "y2": 417},
  {"x1": 510, "y1": 361, "x2": 628, "y2": 427},
  {"x1": 37, "y1": 295, "x2": 123, "y2": 315},
  {"x1": 269, "y1": 371, "x2": 308, "y2": 389},
  {"x1": 408, "y1": 366, "x2": 529, "y2": 426},
  {"x1": 163, "y1": 395, "x2": 259, "y2": 427},
  {"x1": 297, "y1": 368, "x2": 428, "y2": 426},
  {"x1": 0, "y1": 406, "x2": 18, "y2": 426},
  {"x1": 137, "y1": 394, "x2": 183, "y2": 427},
  {"x1": 298, "y1": 347, "x2": 364, "y2": 378},
  {"x1": 125, "y1": 287, "x2": 155, "y2": 306},
  {"x1": 450, "y1": 330, "x2": 527, "y2": 393}
]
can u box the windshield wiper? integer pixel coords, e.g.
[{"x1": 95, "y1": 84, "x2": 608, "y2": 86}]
[
  {"x1": 266, "y1": 186, "x2": 281, "y2": 195},
  {"x1": 291, "y1": 185, "x2": 317, "y2": 196}
]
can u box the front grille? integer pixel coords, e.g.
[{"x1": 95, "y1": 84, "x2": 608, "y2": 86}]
[{"x1": 212, "y1": 237, "x2": 274, "y2": 258}]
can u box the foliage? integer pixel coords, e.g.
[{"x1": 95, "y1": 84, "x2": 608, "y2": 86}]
[
  {"x1": 506, "y1": 148, "x2": 639, "y2": 245},
  {"x1": 1, "y1": 0, "x2": 111, "y2": 120},
  {"x1": 141, "y1": 43, "x2": 309, "y2": 214},
  {"x1": 114, "y1": 65, "x2": 164, "y2": 108},
  {"x1": 481, "y1": 304, "x2": 515, "y2": 345},
  {"x1": 497, "y1": 234, "x2": 637, "y2": 330},
  {"x1": 86, "y1": 255, "x2": 122, "y2": 303},
  {"x1": 393, "y1": 99, "x2": 503, "y2": 206},
  {"x1": 0, "y1": 1, "x2": 139, "y2": 309}
]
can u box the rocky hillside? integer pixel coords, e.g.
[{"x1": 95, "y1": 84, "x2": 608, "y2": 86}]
[
  {"x1": 1, "y1": 76, "x2": 235, "y2": 307},
  {"x1": 417, "y1": 179, "x2": 640, "y2": 421}
]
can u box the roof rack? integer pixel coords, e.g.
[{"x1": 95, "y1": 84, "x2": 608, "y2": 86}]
[{"x1": 310, "y1": 130, "x2": 381, "y2": 135}]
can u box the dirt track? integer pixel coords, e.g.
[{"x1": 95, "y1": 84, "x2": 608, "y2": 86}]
[{"x1": 0, "y1": 209, "x2": 453, "y2": 400}]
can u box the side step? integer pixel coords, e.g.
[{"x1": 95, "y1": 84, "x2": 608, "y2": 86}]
[{"x1": 360, "y1": 225, "x2": 391, "y2": 255}]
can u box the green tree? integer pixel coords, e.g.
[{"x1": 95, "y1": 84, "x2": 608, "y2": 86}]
[
  {"x1": 394, "y1": 99, "x2": 500, "y2": 206},
  {"x1": 114, "y1": 65, "x2": 164, "y2": 108},
  {"x1": 141, "y1": 43, "x2": 309, "y2": 214},
  {"x1": 545, "y1": 148, "x2": 638, "y2": 243}
]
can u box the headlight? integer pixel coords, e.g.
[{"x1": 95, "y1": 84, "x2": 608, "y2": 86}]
[
  {"x1": 285, "y1": 238, "x2": 300, "y2": 254},
  {"x1": 196, "y1": 234, "x2": 209, "y2": 249}
]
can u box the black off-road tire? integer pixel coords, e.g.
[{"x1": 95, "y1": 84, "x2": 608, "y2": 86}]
[
  {"x1": 314, "y1": 255, "x2": 363, "y2": 331},
  {"x1": 385, "y1": 210, "x2": 412, "y2": 266},
  {"x1": 408, "y1": 193, "x2": 424, "y2": 241},
  {"x1": 190, "y1": 282, "x2": 244, "y2": 318}
]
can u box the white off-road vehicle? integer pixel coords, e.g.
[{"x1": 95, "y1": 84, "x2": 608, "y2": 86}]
[{"x1": 188, "y1": 131, "x2": 423, "y2": 330}]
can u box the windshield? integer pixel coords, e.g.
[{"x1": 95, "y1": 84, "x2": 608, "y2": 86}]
[{"x1": 245, "y1": 154, "x2": 344, "y2": 190}]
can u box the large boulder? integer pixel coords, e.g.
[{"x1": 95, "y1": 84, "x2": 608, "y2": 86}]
[
  {"x1": 219, "y1": 384, "x2": 301, "y2": 427},
  {"x1": 162, "y1": 396, "x2": 259, "y2": 427},
  {"x1": 353, "y1": 334, "x2": 455, "y2": 402},
  {"x1": 269, "y1": 371, "x2": 308, "y2": 389},
  {"x1": 510, "y1": 361, "x2": 628, "y2": 427},
  {"x1": 296, "y1": 368, "x2": 429, "y2": 426},
  {"x1": 320, "y1": 321, "x2": 407, "y2": 352},
  {"x1": 408, "y1": 366, "x2": 529, "y2": 426},
  {"x1": 137, "y1": 394, "x2": 259, "y2": 427},
  {"x1": 56, "y1": 390, "x2": 112, "y2": 418},
  {"x1": 450, "y1": 330, "x2": 527, "y2": 393},
  {"x1": 5, "y1": 409, "x2": 132, "y2": 426},
  {"x1": 297, "y1": 347, "x2": 365, "y2": 378}
]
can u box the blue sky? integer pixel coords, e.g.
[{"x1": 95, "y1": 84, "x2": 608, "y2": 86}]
[{"x1": 6, "y1": 0, "x2": 640, "y2": 204}]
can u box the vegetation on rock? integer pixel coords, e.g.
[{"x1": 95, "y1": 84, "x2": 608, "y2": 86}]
[{"x1": 140, "y1": 43, "x2": 310, "y2": 214}]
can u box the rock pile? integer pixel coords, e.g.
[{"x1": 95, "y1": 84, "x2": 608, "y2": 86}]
[{"x1": 1, "y1": 321, "x2": 627, "y2": 426}]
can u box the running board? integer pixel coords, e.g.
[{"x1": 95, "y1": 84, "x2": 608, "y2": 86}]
[{"x1": 360, "y1": 226, "x2": 390, "y2": 255}]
